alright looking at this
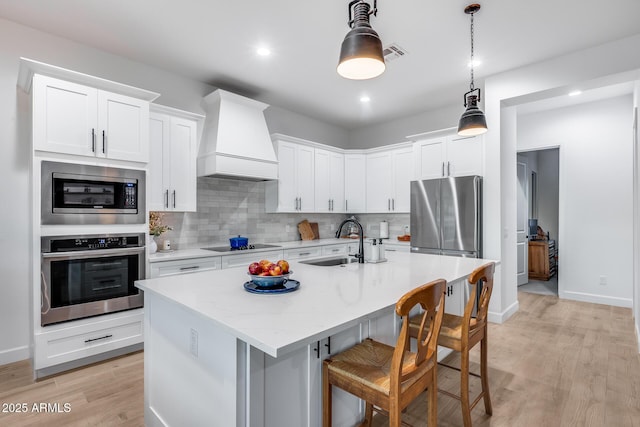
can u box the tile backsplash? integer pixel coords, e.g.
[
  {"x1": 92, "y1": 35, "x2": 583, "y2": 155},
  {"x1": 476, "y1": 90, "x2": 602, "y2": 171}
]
[{"x1": 155, "y1": 177, "x2": 409, "y2": 249}]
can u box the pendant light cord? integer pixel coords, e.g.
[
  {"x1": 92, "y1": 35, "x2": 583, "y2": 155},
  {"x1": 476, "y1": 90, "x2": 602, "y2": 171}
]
[{"x1": 469, "y1": 11, "x2": 475, "y2": 91}]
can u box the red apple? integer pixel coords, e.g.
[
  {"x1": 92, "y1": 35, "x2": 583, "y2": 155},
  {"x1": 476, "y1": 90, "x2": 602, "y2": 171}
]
[
  {"x1": 269, "y1": 264, "x2": 282, "y2": 276},
  {"x1": 259, "y1": 259, "x2": 272, "y2": 269},
  {"x1": 276, "y1": 259, "x2": 289, "y2": 274},
  {"x1": 248, "y1": 262, "x2": 262, "y2": 275},
  {"x1": 259, "y1": 271, "x2": 270, "y2": 276}
]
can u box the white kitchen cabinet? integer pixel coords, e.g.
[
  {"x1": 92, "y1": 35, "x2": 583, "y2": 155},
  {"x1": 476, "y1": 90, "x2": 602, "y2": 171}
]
[
  {"x1": 149, "y1": 106, "x2": 202, "y2": 212},
  {"x1": 365, "y1": 145, "x2": 414, "y2": 213},
  {"x1": 283, "y1": 246, "x2": 323, "y2": 260},
  {"x1": 344, "y1": 153, "x2": 367, "y2": 213},
  {"x1": 266, "y1": 139, "x2": 315, "y2": 212},
  {"x1": 321, "y1": 243, "x2": 348, "y2": 257},
  {"x1": 413, "y1": 133, "x2": 483, "y2": 179},
  {"x1": 314, "y1": 148, "x2": 345, "y2": 213},
  {"x1": 149, "y1": 256, "x2": 222, "y2": 278},
  {"x1": 32, "y1": 74, "x2": 150, "y2": 162},
  {"x1": 222, "y1": 250, "x2": 284, "y2": 269},
  {"x1": 381, "y1": 242, "x2": 411, "y2": 253}
]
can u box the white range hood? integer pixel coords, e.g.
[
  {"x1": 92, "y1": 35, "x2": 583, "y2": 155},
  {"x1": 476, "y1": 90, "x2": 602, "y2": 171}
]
[{"x1": 197, "y1": 89, "x2": 278, "y2": 180}]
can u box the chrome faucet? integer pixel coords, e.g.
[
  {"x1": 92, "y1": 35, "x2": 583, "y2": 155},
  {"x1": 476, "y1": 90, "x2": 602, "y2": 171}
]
[{"x1": 335, "y1": 216, "x2": 365, "y2": 263}]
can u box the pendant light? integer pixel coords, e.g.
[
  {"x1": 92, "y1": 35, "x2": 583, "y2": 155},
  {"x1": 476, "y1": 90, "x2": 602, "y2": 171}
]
[
  {"x1": 458, "y1": 3, "x2": 488, "y2": 136},
  {"x1": 337, "y1": 0, "x2": 385, "y2": 80}
]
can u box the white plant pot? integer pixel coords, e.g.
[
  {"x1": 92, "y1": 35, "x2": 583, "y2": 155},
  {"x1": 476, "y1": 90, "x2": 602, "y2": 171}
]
[{"x1": 149, "y1": 236, "x2": 158, "y2": 254}]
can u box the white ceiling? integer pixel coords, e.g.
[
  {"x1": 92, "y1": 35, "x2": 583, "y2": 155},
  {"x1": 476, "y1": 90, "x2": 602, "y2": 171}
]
[{"x1": 0, "y1": 0, "x2": 639, "y2": 129}]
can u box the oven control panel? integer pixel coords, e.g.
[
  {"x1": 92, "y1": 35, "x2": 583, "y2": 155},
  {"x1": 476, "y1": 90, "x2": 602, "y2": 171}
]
[{"x1": 42, "y1": 234, "x2": 143, "y2": 253}]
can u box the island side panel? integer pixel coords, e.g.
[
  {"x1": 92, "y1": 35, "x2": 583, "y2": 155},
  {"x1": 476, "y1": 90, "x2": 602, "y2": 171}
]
[{"x1": 144, "y1": 293, "x2": 239, "y2": 427}]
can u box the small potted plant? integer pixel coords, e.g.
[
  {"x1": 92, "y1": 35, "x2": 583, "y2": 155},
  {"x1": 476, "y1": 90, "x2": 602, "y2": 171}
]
[{"x1": 149, "y1": 212, "x2": 172, "y2": 254}]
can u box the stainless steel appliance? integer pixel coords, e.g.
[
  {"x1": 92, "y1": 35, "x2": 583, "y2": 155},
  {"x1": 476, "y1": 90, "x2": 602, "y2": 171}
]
[
  {"x1": 41, "y1": 233, "x2": 145, "y2": 326},
  {"x1": 41, "y1": 161, "x2": 145, "y2": 225},
  {"x1": 410, "y1": 176, "x2": 482, "y2": 258}
]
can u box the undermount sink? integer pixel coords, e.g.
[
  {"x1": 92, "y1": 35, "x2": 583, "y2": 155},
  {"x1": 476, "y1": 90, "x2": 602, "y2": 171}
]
[{"x1": 299, "y1": 257, "x2": 359, "y2": 267}]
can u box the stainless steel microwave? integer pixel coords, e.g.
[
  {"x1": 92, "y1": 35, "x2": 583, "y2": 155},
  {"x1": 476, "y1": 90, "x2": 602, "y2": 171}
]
[{"x1": 41, "y1": 161, "x2": 146, "y2": 225}]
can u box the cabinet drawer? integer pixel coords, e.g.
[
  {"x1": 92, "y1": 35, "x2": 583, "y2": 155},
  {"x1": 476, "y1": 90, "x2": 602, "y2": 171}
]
[
  {"x1": 322, "y1": 244, "x2": 348, "y2": 256},
  {"x1": 221, "y1": 250, "x2": 284, "y2": 269},
  {"x1": 151, "y1": 256, "x2": 222, "y2": 278},
  {"x1": 283, "y1": 246, "x2": 323, "y2": 260},
  {"x1": 34, "y1": 311, "x2": 143, "y2": 369}
]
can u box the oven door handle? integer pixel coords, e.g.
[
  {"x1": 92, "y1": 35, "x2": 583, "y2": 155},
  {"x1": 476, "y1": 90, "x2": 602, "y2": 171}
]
[{"x1": 41, "y1": 246, "x2": 145, "y2": 260}]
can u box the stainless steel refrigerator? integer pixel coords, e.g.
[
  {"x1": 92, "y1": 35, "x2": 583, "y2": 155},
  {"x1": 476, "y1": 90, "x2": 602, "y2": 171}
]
[{"x1": 410, "y1": 176, "x2": 482, "y2": 258}]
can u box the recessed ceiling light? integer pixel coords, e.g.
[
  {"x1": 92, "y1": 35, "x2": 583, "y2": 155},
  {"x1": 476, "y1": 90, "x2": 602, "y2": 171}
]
[
  {"x1": 568, "y1": 90, "x2": 582, "y2": 97},
  {"x1": 360, "y1": 96, "x2": 371, "y2": 103},
  {"x1": 256, "y1": 47, "x2": 271, "y2": 57},
  {"x1": 467, "y1": 59, "x2": 482, "y2": 67}
]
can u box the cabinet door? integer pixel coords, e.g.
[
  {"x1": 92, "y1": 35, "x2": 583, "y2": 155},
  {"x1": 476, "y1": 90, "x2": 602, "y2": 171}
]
[
  {"x1": 148, "y1": 113, "x2": 169, "y2": 211},
  {"x1": 168, "y1": 117, "x2": 197, "y2": 211},
  {"x1": 275, "y1": 141, "x2": 298, "y2": 212},
  {"x1": 98, "y1": 91, "x2": 149, "y2": 162},
  {"x1": 391, "y1": 147, "x2": 414, "y2": 212},
  {"x1": 344, "y1": 154, "x2": 366, "y2": 213},
  {"x1": 314, "y1": 149, "x2": 331, "y2": 213},
  {"x1": 415, "y1": 138, "x2": 446, "y2": 180},
  {"x1": 296, "y1": 144, "x2": 315, "y2": 212},
  {"x1": 447, "y1": 135, "x2": 483, "y2": 177},
  {"x1": 366, "y1": 151, "x2": 393, "y2": 212},
  {"x1": 329, "y1": 151, "x2": 345, "y2": 212},
  {"x1": 32, "y1": 74, "x2": 98, "y2": 157}
]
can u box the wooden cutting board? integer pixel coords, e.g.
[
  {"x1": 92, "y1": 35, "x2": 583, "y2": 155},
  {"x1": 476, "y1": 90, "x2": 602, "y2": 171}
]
[
  {"x1": 309, "y1": 222, "x2": 319, "y2": 240},
  {"x1": 297, "y1": 220, "x2": 315, "y2": 240}
]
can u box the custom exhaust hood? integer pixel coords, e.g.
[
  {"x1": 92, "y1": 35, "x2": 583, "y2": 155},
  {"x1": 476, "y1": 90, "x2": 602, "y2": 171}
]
[{"x1": 197, "y1": 89, "x2": 278, "y2": 180}]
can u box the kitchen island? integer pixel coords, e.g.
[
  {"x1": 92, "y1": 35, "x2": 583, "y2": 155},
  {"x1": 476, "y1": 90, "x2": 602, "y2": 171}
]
[{"x1": 135, "y1": 251, "x2": 497, "y2": 427}]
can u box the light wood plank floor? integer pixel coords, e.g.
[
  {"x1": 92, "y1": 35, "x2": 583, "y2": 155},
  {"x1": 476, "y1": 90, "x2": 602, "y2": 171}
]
[{"x1": 1, "y1": 291, "x2": 639, "y2": 426}]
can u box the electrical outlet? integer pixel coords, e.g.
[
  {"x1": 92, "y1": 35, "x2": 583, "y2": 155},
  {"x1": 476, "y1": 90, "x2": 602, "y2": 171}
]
[
  {"x1": 599, "y1": 276, "x2": 607, "y2": 286},
  {"x1": 330, "y1": 224, "x2": 335, "y2": 231},
  {"x1": 285, "y1": 225, "x2": 291, "y2": 233},
  {"x1": 190, "y1": 328, "x2": 198, "y2": 357}
]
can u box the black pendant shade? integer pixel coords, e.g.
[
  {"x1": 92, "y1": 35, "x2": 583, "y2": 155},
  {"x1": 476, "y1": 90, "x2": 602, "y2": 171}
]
[
  {"x1": 458, "y1": 91, "x2": 488, "y2": 136},
  {"x1": 337, "y1": 1, "x2": 385, "y2": 80}
]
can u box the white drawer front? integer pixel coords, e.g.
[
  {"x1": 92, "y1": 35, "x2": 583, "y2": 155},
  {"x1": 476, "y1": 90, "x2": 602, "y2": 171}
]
[
  {"x1": 221, "y1": 250, "x2": 284, "y2": 269},
  {"x1": 321, "y1": 244, "x2": 348, "y2": 256},
  {"x1": 151, "y1": 257, "x2": 222, "y2": 278},
  {"x1": 283, "y1": 246, "x2": 323, "y2": 259}
]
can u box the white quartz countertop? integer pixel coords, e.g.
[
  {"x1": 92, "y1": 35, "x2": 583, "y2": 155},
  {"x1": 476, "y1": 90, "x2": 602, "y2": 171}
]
[
  {"x1": 148, "y1": 238, "x2": 410, "y2": 263},
  {"x1": 137, "y1": 251, "x2": 496, "y2": 357}
]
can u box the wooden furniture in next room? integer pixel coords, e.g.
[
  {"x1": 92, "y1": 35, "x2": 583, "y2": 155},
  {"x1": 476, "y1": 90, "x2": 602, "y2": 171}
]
[{"x1": 528, "y1": 239, "x2": 557, "y2": 281}]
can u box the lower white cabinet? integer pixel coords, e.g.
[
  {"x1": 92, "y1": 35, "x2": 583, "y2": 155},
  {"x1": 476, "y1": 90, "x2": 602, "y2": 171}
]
[
  {"x1": 222, "y1": 250, "x2": 284, "y2": 269},
  {"x1": 34, "y1": 310, "x2": 143, "y2": 372},
  {"x1": 150, "y1": 256, "x2": 222, "y2": 278},
  {"x1": 283, "y1": 246, "x2": 323, "y2": 260},
  {"x1": 321, "y1": 244, "x2": 348, "y2": 256}
]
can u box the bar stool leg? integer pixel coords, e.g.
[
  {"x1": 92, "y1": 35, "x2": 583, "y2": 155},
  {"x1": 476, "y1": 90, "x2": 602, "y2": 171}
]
[
  {"x1": 460, "y1": 348, "x2": 472, "y2": 427},
  {"x1": 481, "y1": 333, "x2": 493, "y2": 415},
  {"x1": 428, "y1": 370, "x2": 438, "y2": 426}
]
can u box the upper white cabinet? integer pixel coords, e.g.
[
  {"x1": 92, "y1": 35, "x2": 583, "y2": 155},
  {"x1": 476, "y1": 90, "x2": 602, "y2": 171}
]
[
  {"x1": 412, "y1": 132, "x2": 484, "y2": 179},
  {"x1": 149, "y1": 105, "x2": 203, "y2": 212},
  {"x1": 265, "y1": 137, "x2": 315, "y2": 213},
  {"x1": 314, "y1": 148, "x2": 344, "y2": 213},
  {"x1": 32, "y1": 74, "x2": 151, "y2": 162},
  {"x1": 344, "y1": 153, "x2": 366, "y2": 213},
  {"x1": 366, "y1": 145, "x2": 414, "y2": 213}
]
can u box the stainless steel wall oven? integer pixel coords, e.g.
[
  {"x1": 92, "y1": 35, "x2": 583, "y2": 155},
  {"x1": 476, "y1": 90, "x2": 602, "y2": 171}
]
[
  {"x1": 41, "y1": 233, "x2": 145, "y2": 326},
  {"x1": 41, "y1": 161, "x2": 145, "y2": 225}
]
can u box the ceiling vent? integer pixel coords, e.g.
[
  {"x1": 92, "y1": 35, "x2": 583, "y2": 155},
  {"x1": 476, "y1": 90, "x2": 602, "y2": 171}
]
[{"x1": 383, "y1": 43, "x2": 408, "y2": 62}]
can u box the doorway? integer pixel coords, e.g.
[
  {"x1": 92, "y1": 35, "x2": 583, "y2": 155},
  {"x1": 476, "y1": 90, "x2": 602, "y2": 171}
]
[{"x1": 516, "y1": 148, "x2": 559, "y2": 296}]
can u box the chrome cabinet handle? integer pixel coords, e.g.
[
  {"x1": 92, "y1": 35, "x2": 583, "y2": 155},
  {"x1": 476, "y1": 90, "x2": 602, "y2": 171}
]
[
  {"x1": 102, "y1": 130, "x2": 106, "y2": 153},
  {"x1": 179, "y1": 266, "x2": 200, "y2": 271},
  {"x1": 345, "y1": 200, "x2": 348, "y2": 211},
  {"x1": 442, "y1": 162, "x2": 445, "y2": 177},
  {"x1": 388, "y1": 199, "x2": 391, "y2": 211},
  {"x1": 172, "y1": 190, "x2": 176, "y2": 208},
  {"x1": 328, "y1": 199, "x2": 331, "y2": 211},
  {"x1": 91, "y1": 128, "x2": 96, "y2": 152},
  {"x1": 447, "y1": 161, "x2": 451, "y2": 176},
  {"x1": 299, "y1": 252, "x2": 311, "y2": 256},
  {"x1": 165, "y1": 190, "x2": 169, "y2": 209},
  {"x1": 392, "y1": 199, "x2": 395, "y2": 211}
]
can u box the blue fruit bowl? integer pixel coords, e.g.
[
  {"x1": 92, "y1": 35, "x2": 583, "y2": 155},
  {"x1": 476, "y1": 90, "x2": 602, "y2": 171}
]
[{"x1": 248, "y1": 271, "x2": 292, "y2": 287}]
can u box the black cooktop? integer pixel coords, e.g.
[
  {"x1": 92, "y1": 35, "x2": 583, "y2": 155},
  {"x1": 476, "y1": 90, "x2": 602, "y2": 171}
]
[{"x1": 202, "y1": 243, "x2": 281, "y2": 253}]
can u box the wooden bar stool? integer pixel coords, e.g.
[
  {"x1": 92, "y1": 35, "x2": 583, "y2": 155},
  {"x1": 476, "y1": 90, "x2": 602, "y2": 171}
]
[
  {"x1": 408, "y1": 262, "x2": 495, "y2": 427},
  {"x1": 323, "y1": 279, "x2": 446, "y2": 427}
]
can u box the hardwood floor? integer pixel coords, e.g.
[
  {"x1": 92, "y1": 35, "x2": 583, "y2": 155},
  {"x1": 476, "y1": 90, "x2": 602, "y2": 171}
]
[{"x1": 1, "y1": 292, "x2": 638, "y2": 426}]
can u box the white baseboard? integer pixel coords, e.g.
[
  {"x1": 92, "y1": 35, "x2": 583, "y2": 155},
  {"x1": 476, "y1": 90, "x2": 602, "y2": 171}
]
[
  {"x1": 488, "y1": 300, "x2": 519, "y2": 324},
  {"x1": 560, "y1": 290, "x2": 633, "y2": 308},
  {"x1": 0, "y1": 345, "x2": 30, "y2": 366}
]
